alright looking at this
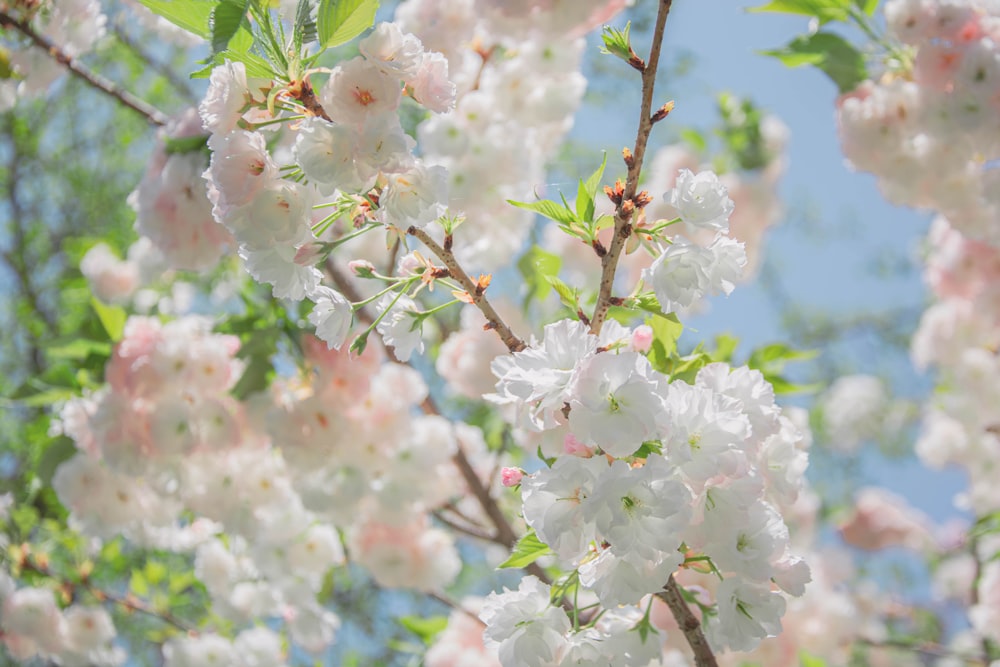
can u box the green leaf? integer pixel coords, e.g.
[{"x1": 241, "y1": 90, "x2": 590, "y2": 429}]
[
  {"x1": 45, "y1": 338, "x2": 112, "y2": 361},
  {"x1": 749, "y1": 0, "x2": 852, "y2": 24},
  {"x1": 507, "y1": 198, "x2": 578, "y2": 226},
  {"x1": 145, "y1": 561, "x2": 168, "y2": 586},
  {"x1": 800, "y1": 651, "x2": 829, "y2": 667},
  {"x1": 91, "y1": 297, "x2": 126, "y2": 342},
  {"x1": 680, "y1": 128, "x2": 708, "y2": 154},
  {"x1": 517, "y1": 245, "x2": 562, "y2": 306},
  {"x1": 575, "y1": 178, "x2": 595, "y2": 224},
  {"x1": 210, "y1": 0, "x2": 250, "y2": 55},
  {"x1": 130, "y1": 570, "x2": 150, "y2": 597},
  {"x1": 646, "y1": 313, "x2": 683, "y2": 374},
  {"x1": 37, "y1": 437, "x2": 77, "y2": 484},
  {"x1": 136, "y1": 0, "x2": 219, "y2": 38},
  {"x1": 498, "y1": 530, "x2": 553, "y2": 569},
  {"x1": 164, "y1": 134, "x2": 209, "y2": 154},
  {"x1": 17, "y1": 387, "x2": 78, "y2": 407},
  {"x1": 600, "y1": 22, "x2": 634, "y2": 63},
  {"x1": 544, "y1": 275, "x2": 579, "y2": 310},
  {"x1": 760, "y1": 32, "x2": 867, "y2": 93},
  {"x1": 316, "y1": 0, "x2": 379, "y2": 49},
  {"x1": 854, "y1": 0, "x2": 878, "y2": 15},
  {"x1": 583, "y1": 152, "x2": 608, "y2": 201},
  {"x1": 399, "y1": 616, "x2": 448, "y2": 645},
  {"x1": 191, "y1": 49, "x2": 274, "y2": 79},
  {"x1": 295, "y1": 0, "x2": 318, "y2": 48}
]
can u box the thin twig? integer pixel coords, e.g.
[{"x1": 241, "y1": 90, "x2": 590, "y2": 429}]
[
  {"x1": 657, "y1": 576, "x2": 718, "y2": 667},
  {"x1": 322, "y1": 259, "x2": 548, "y2": 584},
  {"x1": 589, "y1": 0, "x2": 674, "y2": 335},
  {"x1": 0, "y1": 10, "x2": 169, "y2": 126},
  {"x1": 111, "y1": 20, "x2": 198, "y2": 104},
  {"x1": 406, "y1": 226, "x2": 526, "y2": 353},
  {"x1": 426, "y1": 590, "x2": 486, "y2": 626}
]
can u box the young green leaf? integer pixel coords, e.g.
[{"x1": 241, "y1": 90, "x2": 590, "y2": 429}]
[
  {"x1": 498, "y1": 530, "x2": 554, "y2": 569},
  {"x1": 399, "y1": 616, "x2": 448, "y2": 645},
  {"x1": 136, "y1": 0, "x2": 219, "y2": 38},
  {"x1": 760, "y1": 32, "x2": 867, "y2": 93},
  {"x1": 582, "y1": 152, "x2": 608, "y2": 200},
  {"x1": 749, "y1": 0, "x2": 852, "y2": 25},
  {"x1": 507, "y1": 198, "x2": 578, "y2": 226},
  {"x1": 91, "y1": 297, "x2": 126, "y2": 342},
  {"x1": 317, "y1": 0, "x2": 380, "y2": 49},
  {"x1": 517, "y1": 245, "x2": 562, "y2": 306},
  {"x1": 210, "y1": 0, "x2": 250, "y2": 56},
  {"x1": 295, "y1": 0, "x2": 318, "y2": 49}
]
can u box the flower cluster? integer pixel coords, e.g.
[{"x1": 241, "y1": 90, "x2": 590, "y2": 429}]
[
  {"x1": 0, "y1": 577, "x2": 123, "y2": 666},
  {"x1": 486, "y1": 317, "x2": 810, "y2": 661},
  {"x1": 131, "y1": 109, "x2": 232, "y2": 271},
  {"x1": 837, "y1": 0, "x2": 1000, "y2": 243},
  {"x1": 0, "y1": 0, "x2": 106, "y2": 110}
]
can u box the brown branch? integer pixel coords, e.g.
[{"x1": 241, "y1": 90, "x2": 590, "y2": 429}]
[
  {"x1": 0, "y1": 10, "x2": 168, "y2": 126},
  {"x1": 406, "y1": 226, "x2": 526, "y2": 353},
  {"x1": 657, "y1": 576, "x2": 718, "y2": 667},
  {"x1": 322, "y1": 259, "x2": 548, "y2": 584},
  {"x1": 589, "y1": 0, "x2": 674, "y2": 336},
  {"x1": 111, "y1": 20, "x2": 198, "y2": 105},
  {"x1": 432, "y1": 509, "x2": 494, "y2": 542}
]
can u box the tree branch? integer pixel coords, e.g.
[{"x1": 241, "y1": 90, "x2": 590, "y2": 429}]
[
  {"x1": 0, "y1": 10, "x2": 169, "y2": 126},
  {"x1": 657, "y1": 575, "x2": 718, "y2": 667},
  {"x1": 110, "y1": 20, "x2": 198, "y2": 105},
  {"x1": 406, "y1": 226, "x2": 526, "y2": 353},
  {"x1": 322, "y1": 259, "x2": 548, "y2": 584},
  {"x1": 590, "y1": 0, "x2": 674, "y2": 335}
]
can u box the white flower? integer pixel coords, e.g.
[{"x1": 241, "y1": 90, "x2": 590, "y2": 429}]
[
  {"x1": 707, "y1": 577, "x2": 785, "y2": 653},
  {"x1": 490, "y1": 319, "x2": 597, "y2": 431},
  {"x1": 667, "y1": 168, "x2": 734, "y2": 233},
  {"x1": 232, "y1": 180, "x2": 312, "y2": 250},
  {"x1": 660, "y1": 381, "x2": 751, "y2": 485},
  {"x1": 567, "y1": 351, "x2": 663, "y2": 458},
  {"x1": 294, "y1": 118, "x2": 375, "y2": 194},
  {"x1": 358, "y1": 22, "x2": 425, "y2": 80},
  {"x1": 240, "y1": 245, "x2": 322, "y2": 301},
  {"x1": 234, "y1": 627, "x2": 285, "y2": 667},
  {"x1": 375, "y1": 293, "x2": 424, "y2": 361},
  {"x1": 706, "y1": 233, "x2": 747, "y2": 297},
  {"x1": 308, "y1": 287, "x2": 353, "y2": 350},
  {"x1": 642, "y1": 236, "x2": 712, "y2": 311},
  {"x1": 380, "y1": 161, "x2": 449, "y2": 228},
  {"x1": 480, "y1": 576, "x2": 571, "y2": 667},
  {"x1": 643, "y1": 234, "x2": 747, "y2": 313},
  {"x1": 701, "y1": 499, "x2": 788, "y2": 582},
  {"x1": 410, "y1": 51, "x2": 456, "y2": 113},
  {"x1": 200, "y1": 61, "x2": 249, "y2": 134},
  {"x1": 579, "y1": 547, "x2": 682, "y2": 607},
  {"x1": 521, "y1": 455, "x2": 607, "y2": 560},
  {"x1": 63, "y1": 605, "x2": 116, "y2": 653},
  {"x1": 584, "y1": 455, "x2": 691, "y2": 561},
  {"x1": 320, "y1": 56, "x2": 401, "y2": 127},
  {"x1": 206, "y1": 130, "x2": 277, "y2": 210}
]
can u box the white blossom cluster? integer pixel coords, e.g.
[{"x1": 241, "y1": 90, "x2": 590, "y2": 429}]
[
  {"x1": 0, "y1": 0, "x2": 106, "y2": 110},
  {"x1": 837, "y1": 0, "x2": 1000, "y2": 243},
  {"x1": 485, "y1": 317, "x2": 811, "y2": 662},
  {"x1": 0, "y1": 574, "x2": 123, "y2": 666}
]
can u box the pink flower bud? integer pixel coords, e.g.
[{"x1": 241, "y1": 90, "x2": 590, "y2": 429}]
[
  {"x1": 630, "y1": 324, "x2": 654, "y2": 353},
  {"x1": 397, "y1": 252, "x2": 422, "y2": 276},
  {"x1": 294, "y1": 243, "x2": 325, "y2": 266},
  {"x1": 349, "y1": 259, "x2": 376, "y2": 278},
  {"x1": 500, "y1": 467, "x2": 523, "y2": 487},
  {"x1": 563, "y1": 433, "x2": 595, "y2": 458}
]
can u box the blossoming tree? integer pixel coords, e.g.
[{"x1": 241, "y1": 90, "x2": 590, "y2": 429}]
[{"x1": 0, "y1": 0, "x2": 998, "y2": 666}]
